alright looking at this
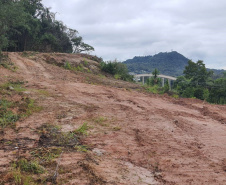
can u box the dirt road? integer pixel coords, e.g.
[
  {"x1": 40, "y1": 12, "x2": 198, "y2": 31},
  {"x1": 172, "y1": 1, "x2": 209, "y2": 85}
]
[{"x1": 0, "y1": 52, "x2": 226, "y2": 184}]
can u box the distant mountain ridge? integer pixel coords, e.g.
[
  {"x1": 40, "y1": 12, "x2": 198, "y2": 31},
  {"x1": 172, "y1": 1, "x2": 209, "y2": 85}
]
[{"x1": 123, "y1": 51, "x2": 225, "y2": 77}]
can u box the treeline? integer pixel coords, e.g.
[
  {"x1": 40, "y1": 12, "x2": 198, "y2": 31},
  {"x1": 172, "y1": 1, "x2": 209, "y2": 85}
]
[
  {"x1": 174, "y1": 60, "x2": 226, "y2": 104},
  {"x1": 144, "y1": 60, "x2": 226, "y2": 104},
  {"x1": 123, "y1": 51, "x2": 226, "y2": 79},
  {"x1": 0, "y1": 0, "x2": 94, "y2": 55}
]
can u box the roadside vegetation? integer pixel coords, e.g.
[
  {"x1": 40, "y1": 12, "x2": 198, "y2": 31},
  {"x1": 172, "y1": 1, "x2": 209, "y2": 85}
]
[
  {"x1": 100, "y1": 60, "x2": 134, "y2": 82},
  {"x1": 143, "y1": 61, "x2": 226, "y2": 104}
]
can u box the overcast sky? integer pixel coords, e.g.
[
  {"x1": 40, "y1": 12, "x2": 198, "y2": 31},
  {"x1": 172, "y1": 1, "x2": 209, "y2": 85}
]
[{"x1": 42, "y1": 0, "x2": 226, "y2": 69}]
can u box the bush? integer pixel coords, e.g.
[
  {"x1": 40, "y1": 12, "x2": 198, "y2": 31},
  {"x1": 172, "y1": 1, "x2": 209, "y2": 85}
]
[
  {"x1": 182, "y1": 87, "x2": 195, "y2": 98},
  {"x1": 100, "y1": 61, "x2": 133, "y2": 82}
]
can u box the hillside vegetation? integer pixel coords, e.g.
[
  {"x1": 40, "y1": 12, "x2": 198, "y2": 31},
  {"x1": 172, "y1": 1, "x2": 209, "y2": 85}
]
[
  {"x1": 124, "y1": 51, "x2": 189, "y2": 76},
  {"x1": 0, "y1": 0, "x2": 93, "y2": 55},
  {"x1": 123, "y1": 51, "x2": 226, "y2": 78}
]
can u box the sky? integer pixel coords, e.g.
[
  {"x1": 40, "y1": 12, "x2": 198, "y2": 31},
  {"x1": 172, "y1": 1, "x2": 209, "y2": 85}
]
[{"x1": 42, "y1": 0, "x2": 226, "y2": 70}]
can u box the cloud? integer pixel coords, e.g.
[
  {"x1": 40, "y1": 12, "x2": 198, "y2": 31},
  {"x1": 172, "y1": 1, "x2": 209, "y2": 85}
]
[{"x1": 42, "y1": 0, "x2": 226, "y2": 69}]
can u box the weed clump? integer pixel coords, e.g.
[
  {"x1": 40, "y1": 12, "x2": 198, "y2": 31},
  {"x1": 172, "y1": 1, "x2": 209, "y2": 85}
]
[
  {"x1": 0, "y1": 81, "x2": 42, "y2": 128},
  {"x1": 38, "y1": 124, "x2": 79, "y2": 147},
  {"x1": 0, "y1": 100, "x2": 19, "y2": 128},
  {"x1": 0, "y1": 54, "x2": 17, "y2": 71},
  {"x1": 74, "y1": 122, "x2": 89, "y2": 135},
  {"x1": 30, "y1": 147, "x2": 62, "y2": 164},
  {"x1": 13, "y1": 159, "x2": 45, "y2": 174}
]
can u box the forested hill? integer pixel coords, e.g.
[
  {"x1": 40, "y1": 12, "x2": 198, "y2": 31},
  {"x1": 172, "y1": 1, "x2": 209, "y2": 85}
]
[
  {"x1": 0, "y1": 0, "x2": 93, "y2": 54},
  {"x1": 123, "y1": 51, "x2": 189, "y2": 76}
]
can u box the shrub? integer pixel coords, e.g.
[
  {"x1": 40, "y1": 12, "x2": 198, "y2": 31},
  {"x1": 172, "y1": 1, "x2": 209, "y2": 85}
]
[{"x1": 100, "y1": 61, "x2": 133, "y2": 82}]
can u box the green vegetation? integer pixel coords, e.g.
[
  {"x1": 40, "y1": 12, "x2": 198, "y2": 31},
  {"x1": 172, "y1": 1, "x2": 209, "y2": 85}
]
[
  {"x1": 174, "y1": 60, "x2": 226, "y2": 104},
  {"x1": 64, "y1": 61, "x2": 86, "y2": 72},
  {"x1": 30, "y1": 147, "x2": 62, "y2": 163},
  {"x1": 74, "y1": 122, "x2": 89, "y2": 135},
  {"x1": 11, "y1": 169, "x2": 35, "y2": 185},
  {"x1": 0, "y1": 54, "x2": 17, "y2": 71},
  {"x1": 100, "y1": 60, "x2": 134, "y2": 82},
  {"x1": 74, "y1": 145, "x2": 89, "y2": 152},
  {"x1": 0, "y1": 81, "x2": 42, "y2": 128},
  {"x1": 0, "y1": 81, "x2": 26, "y2": 93},
  {"x1": 124, "y1": 51, "x2": 189, "y2": 76},
  {"x1": 0, "y1": 99, "x2": 19, "y2": 128},
  {"x1": 140, "y1": 60, "x2": 226, "y2": 104},
  {"x1": 38, "y1": 123, "x2": 79, "y2": 147},
  {"x1": 10, "y1": 158, "x2": 45, "y2": 184},
  {"x1": 13, "y1": 159, "x2": 45, "y2": 174},
  {"x1": 123, "y1": 51, "x2": 226, "y2": 78},
  {"x1": 0, "y1": 0, "x2": 94, "y2": 54},
  {"x1": 93, "y1": 116, "x2": 108, "y2": 126}
]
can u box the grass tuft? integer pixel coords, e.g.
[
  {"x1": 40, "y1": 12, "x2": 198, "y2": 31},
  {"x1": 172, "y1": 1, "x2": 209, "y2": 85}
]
[{"x1": 74, "y1": 122, "x2": 89, "y2": 135}]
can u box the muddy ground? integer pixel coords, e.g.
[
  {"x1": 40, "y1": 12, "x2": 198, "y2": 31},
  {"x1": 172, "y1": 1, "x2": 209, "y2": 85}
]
[{"x1": 0, "y1": 52, "x2": 226, "y2": 185}]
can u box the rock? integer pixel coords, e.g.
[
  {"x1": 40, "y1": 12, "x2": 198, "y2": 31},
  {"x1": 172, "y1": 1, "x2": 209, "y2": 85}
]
[
  {"x1": 92, "y1": 148, "x2": 106, "y2": 156},
  {"x1": 8, "y1": 86, "x2": 14, "y2": 90}
]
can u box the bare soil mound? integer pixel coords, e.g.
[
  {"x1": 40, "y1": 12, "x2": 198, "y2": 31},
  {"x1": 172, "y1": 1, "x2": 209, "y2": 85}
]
[{"x1": 0, "y1": 52, "x2": 226, "y2": 184}]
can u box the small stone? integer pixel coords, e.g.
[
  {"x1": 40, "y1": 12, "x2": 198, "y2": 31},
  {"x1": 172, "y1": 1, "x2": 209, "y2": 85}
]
[
  {"x1": 92, "y1": 148, "x2": 106, "y2": 156},
  {"x1": 8, "y1": 86, "x2": 14, "y2": 90}
]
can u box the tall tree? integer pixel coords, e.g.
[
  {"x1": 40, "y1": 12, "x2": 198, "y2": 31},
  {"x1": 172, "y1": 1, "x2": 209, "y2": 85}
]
[
  {"x1": 0, "y1": 0, "x2": 94, "y2": 54},
  {"x1": 183, "y1": 60, "x2": 213, "y2": 87}
]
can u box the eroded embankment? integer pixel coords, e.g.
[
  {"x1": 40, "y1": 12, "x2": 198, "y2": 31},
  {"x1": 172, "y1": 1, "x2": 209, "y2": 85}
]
[{"x1": 0, "y1": 52, "x2": 226, "y2": 184}]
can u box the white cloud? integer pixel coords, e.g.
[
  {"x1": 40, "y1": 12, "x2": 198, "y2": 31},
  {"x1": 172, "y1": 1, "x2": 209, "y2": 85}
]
[{"x1": 42, "y1": 0, "x2": 226, "y2": 69}]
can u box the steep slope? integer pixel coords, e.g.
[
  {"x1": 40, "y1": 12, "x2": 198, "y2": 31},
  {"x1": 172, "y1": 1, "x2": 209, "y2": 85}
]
[{"x1": 0, "y1": 52, "x2": 226, "y2": 184}]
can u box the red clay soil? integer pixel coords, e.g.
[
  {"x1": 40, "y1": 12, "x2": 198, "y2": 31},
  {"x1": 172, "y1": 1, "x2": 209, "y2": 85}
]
[{"x1": 0, "y1": 52, "x2": 226, "y2": 184}]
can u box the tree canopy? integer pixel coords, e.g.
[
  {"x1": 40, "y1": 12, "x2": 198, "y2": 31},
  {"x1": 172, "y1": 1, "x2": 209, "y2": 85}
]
[
  {"x1": 174, "y1": 60, "x2": 226, "y2": 104},
  {"x1": 0, "y1": 0, "x2": 94, "y2": 54}
]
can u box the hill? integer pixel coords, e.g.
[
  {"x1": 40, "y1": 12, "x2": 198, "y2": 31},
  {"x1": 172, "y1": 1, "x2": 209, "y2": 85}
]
[
  {"x1": 0, "y1": 52, "x2": 226, "y2": 184},
  {"x1": 123, "y1": 51, "x2": 226, "y2": 77},
  {"x1": 123, "y1": 51, "x2": 189, "y2": 76}
]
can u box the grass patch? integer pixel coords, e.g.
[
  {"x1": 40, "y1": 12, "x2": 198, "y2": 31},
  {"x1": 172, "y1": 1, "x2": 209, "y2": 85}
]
[
  {"x1": 11, "y1": 169, "x2": 35, "y2": 185},
  {"x1": 23, "y1": 99, "x2": 42, "y2": 117},
  {"x1": 64, "y1": 61, "x2": 89, "y2": 73},
  {"x1": 0, "y1": 101, "x2": 19, "y2": 128},
  {"x1": 74, "y1": 145, "x2": 89, "y2": 152},
  {"x1": 146, "y1": 85, "x2": 161, "y2": 94},
  {"x1": 0, "y1": 54, "x2": 17, "y2": 72},
  {"x1": 6, "y1": 158, "x2": 45, "y2": 185},
  {"x1": 30, "y1": 147, "x2": 62, "y2": 164},
  {"x1": 74, "y1": 122, "x2": 89, "y2": 135},
  {"x1": 21, "y1": 51, "x2": 38, "y2": 58},
  {"x1": 83, "y1": 59, "x2": 89, "y2": 67},
  {"x1": 13, "y1": 159, "x2": 45, "y2": 174},
  {"x1": 38, "y1": 124, "x2": 79, "y2": 147},
  {"x1": 93, "y1": 116, "x2": 108, "y2": 127},
  {"x1": 0, "y1": 81, "x2": 42, "y2": 128},
  {"x1": 98, "y1": 74, "x2": 106, "y2": 79},
  {"x1": 32, "y1": 89, "x2": 50, "y2": 97},
  {"x1": 0, "y1": 81, "x2": 26, "y2": 93}
]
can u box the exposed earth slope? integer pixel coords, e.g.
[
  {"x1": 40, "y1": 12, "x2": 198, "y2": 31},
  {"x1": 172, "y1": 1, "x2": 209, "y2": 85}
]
[{"x1": 0, "y1": 52, "x2": 226, "y2": 184}]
